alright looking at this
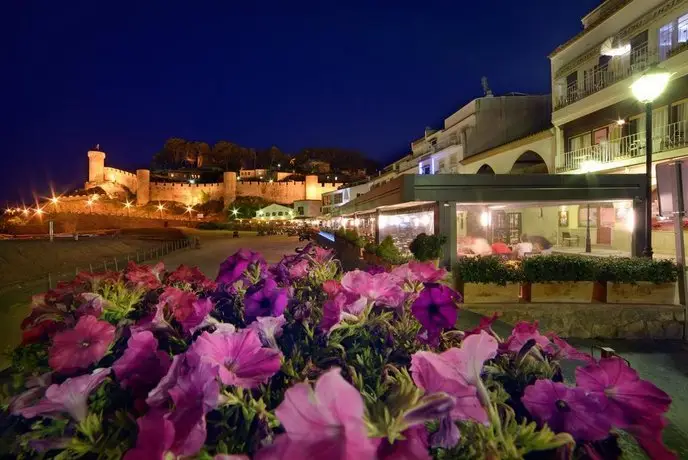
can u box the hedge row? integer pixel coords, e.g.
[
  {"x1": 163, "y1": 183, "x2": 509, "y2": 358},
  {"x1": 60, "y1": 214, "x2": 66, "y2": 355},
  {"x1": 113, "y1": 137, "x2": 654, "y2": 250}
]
[{"x1": 454, "y1": 255, "x2": 679, "y2": 285}]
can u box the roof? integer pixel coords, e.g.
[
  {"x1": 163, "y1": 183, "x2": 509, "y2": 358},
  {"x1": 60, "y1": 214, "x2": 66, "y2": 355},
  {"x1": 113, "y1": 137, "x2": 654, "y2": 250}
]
[{"x1": 549, "y1": 0, "x2": 632, "y2": 58}]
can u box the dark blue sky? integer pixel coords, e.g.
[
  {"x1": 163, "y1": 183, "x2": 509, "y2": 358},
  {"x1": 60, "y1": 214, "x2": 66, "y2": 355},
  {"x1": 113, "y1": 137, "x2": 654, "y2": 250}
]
[{"x1": 4, "y1": 0, "x2": 600, "y2": 203}]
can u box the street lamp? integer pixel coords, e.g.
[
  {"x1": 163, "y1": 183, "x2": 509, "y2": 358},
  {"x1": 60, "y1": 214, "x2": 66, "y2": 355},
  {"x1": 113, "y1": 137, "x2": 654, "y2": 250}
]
[
  {"x1": 630, "y1": 68, "x2": 671, "y2": 258},
  {"x1": 124, "y1": 200, "x2": 132, "y2": 217},
  {"x1": 157, "y1": 203, "x2": 165, "y2": 218}
]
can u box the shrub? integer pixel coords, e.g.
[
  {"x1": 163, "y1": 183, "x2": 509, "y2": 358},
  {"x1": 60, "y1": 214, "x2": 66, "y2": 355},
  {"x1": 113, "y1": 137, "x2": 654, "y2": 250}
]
[
  {"x1": 522, "y1": 254, "x2": 599, "y2": 283},
  {"x1": 376, "y1": 236, "x2": 408, "y2": 265},
  {"x1": 597, "y1": 257, "x2": 679, "y2": 284},
  {"x1": 364, "y1": 241, "x2": 378, "y2": 254},
  {"x1": 409, "y1": 233, "x2": 447, "y2": 261},
  {"x1": 454, "y1": 256, "x2": 524, "y2": 286}
]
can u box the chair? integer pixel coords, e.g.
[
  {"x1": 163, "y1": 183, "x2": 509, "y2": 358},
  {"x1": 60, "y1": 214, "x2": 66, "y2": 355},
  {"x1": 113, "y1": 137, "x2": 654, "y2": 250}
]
[{"x1": 561, "y1": 232, "x2": 580, "y2": 247}]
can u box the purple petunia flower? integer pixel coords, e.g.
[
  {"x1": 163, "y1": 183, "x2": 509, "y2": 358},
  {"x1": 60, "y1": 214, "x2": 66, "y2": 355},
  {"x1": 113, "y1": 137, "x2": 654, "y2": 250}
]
[
  {"x1": 75, "y1": 292, "x2": 107, "y2": 319},
  {"x1": 257, "y1": 367, "x2": 376, "y2": 460},
  {"x1": 575, "y1": 357, "x2": 671, "y2": 427},
  {"x1": 411, "y1": 283, "x2": 460, "y2": 346},
  {"x1": 376, "y1": 425, "x2": 430, "y2": 460},
  {"x1": 8, "y1": 372, "x2": 52, "y2": 415},
  {"x1": 364, "y1": 264, "x2": 387, "y2": 275},
  {"x1": 431, "y1": 416, "x2": 461, "y2": 449},
  {"x1": 190, "y1": 329, "x2": 282, "y2": 388},
  {"x1": 522, "y1": 379, "x2": 612, "y2": 441},
  {"x1": 216, "y1": 249, "x2": 266, "y2": 286},
  {"x1": 319, "y1": 292, "x2": 367, "y2": 332},
  {"x1": 147, "y1": 352, "x2": 202, "y2": 407},
  {"x1": 124, "y1": 410, "x2": 175, "y2": 460},
  {"x1": 113, "y1": 331, "x2": 171, "y2": 397},
  {"x1": 14, "y1": 367, "x2": 110, "y2": 421},
  {"x1": 248, "y1": 315, "x2": 287, "y2": 348},
  {"x1": 244, "y1": 278, "x2": 289, "y2": 322},
  {"x1": 48, "y1": 315, "x2": 115, "y2": 373}
]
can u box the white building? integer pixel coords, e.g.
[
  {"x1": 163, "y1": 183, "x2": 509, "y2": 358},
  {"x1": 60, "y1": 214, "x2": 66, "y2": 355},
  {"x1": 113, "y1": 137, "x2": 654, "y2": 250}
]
[
  {"x1": 321, "y1": 182, "x2": 372, "y2": 216},
  {"x1": 293, "y1": 199, "x2": 322, "y2": 219},
  {"x1": 255, "y1": 203, "x2": 293, "y2": 220},
  {"x1": 550, "y1": 0, "x2": 688, "y2": 175}
]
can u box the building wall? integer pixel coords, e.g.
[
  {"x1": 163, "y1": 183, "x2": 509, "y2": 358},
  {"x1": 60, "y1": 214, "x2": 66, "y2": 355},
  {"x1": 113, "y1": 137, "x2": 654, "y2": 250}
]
[
  {"x1": 466, "y1": 95, "x2": 552, "y2": 157},
  {"x1": 294, "y1": 200, "x2": 321, "y2": 218},
  {"x1": 103, "y1": 167, "x2": 138, "y2": 192},
  {"x1": 149, "y1": 182, "x2": 224, "y2": 204},
  {"x1": 460, "y1": 130, "x2": 555, "y2": 174}
]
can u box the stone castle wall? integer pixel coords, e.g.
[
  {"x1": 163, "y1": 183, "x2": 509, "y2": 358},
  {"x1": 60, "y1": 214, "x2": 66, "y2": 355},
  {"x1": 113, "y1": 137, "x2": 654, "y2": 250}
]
[
  {"x1": 87, "y1": 150, "x2": 342, "y2": 206},
  {"x1": 103, "y1": 167, "x2": 138, "y2": 192}
]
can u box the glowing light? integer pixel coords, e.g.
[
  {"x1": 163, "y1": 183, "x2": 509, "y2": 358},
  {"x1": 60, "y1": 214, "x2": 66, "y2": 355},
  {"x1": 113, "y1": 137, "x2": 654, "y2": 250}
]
[
  {"x1": 189, "y1": 179, "x2": 195, "y2": 184},
  {"x1": 91, "y1": 194, "x2": 99, "y2": 201},
  {"x1": 581, "y1": 160, "x2": 600, "y2": 173},
  {"x1": 124, "y1": 201, "x2": 132, "y2": 208},
  {"x1": 616, "y1": 119, "x2": 626, "y2": 126},
  {"x1": 269, "y1": 179, "x2": 274, "y2": 183},
  {"x1": 86, "y1": 200, "x2": 93, "y2": 206},
  {"x1": 231, "y1": 208, "x2": 239, "y2": 216},
  {"x1": 420, "y1": 214, "x2": 432, "y2": 227},
  {"x1": 186, "y1": 206, "x2": 194, "y2": 213},
  {"x1": 50, "y1": 196, "x2": 59, "y2": 205},
  {"x1": 480, "y1": 211, "x2": 491, "y2": 227},
  {"x1": 631, "y1": 69, "x2": 671, "y2": 103},
  {"x1": 277, "y1": 163, "x2": 281, "y2": 168},
  {"x1": 35, "y1": 208, "x2": 44, "y2": 215},
  {"x1": 157, "y1": 204, "x2": 165, "y2": 212},
  {"x1": 22, "y1": 208, "x2": 29, "y2": 215}
]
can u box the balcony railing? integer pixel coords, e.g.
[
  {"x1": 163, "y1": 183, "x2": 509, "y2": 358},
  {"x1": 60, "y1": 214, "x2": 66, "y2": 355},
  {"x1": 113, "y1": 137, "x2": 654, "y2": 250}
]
[
  {"x1": 556, "y1": 120, "x2": 688, "y2": 172},
  {"x1": 412, "y1": 134, "x2": 460, "y2": 156}
]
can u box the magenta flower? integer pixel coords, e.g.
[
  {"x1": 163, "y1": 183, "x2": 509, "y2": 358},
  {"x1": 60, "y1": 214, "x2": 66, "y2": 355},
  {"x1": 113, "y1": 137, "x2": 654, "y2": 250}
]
[
  {"x1": 75, "y1": 292, "x2": 107, "y2": 318},
  {"x1": 431, "y1": 416, "x2": 461, "y2": 448},
  {"x1": 392, "y1": 261, "x2": 447, "y2": 284},
  {"x1": 244, "y1": 278, "x2": 289, "y2": 322},
  {"x1": 125, "y1": 261, "x2": 165, "y2": 289},
  {"x1": 113, "y1": 331, "x2": 171, "y2": 396},
  {"x1": 503, "y1": 321, "x2": 550, "y2": 353},
  {"x1": 575, "y1": 357, "x2": 671, "y2": 427},
  {"x1": 216, "y1": 249, "x2": 266, "y2": 285},
  {"x1": 287, "y1": 259, "x2": 310, "y2": 280},
  {"x1": 147, "y1": 352, "x2": 202, "y2": 407},
  {"x1": 48, "y1": 315, "x2": 115, "y2": 373},
  {"x1": 262, "y1": 367, "x2": 376, "y2": 460},
  {"x1": 8, "y1": 372, "x2": 52, "y2": 415},
  {"x1": 158, "y1": 286, "x2": 213, "y2": 332},
  {"x1": 376, "y1": 425, "x2": 430, "y2": 460},
  {"x1": 411, "y1": 331, "x2": 497, "y2": 424},
  {"x1": 190, "y1": 329, "x2": 282, "y2": 388},
  {"x1": 313, "y1": 246, "x2": 333, "y2": 263},
  {"x1": 411, "y1": 283, "x2": 460, "y2": 346},
  {"x1": 364, "y1": 264, "x2": 387, "y2": 275},
  {"x1": 14, "y1": 368, "x2": 110, "y2": 421},
  {"x1": 463, "y1": 312, "x2": 500, "y2": 338},
  {"x1": 248, "y1": 315, "x2": 287, "y2": 348},
  {"x1": 522, "y1": 379, "x2": 611, "y2": 441},
  {"x1": 319, "y1": 292, "x2": 367, "y2": 332},
  {"x1": 341, "y1": 270, "x2": 406, "y2": 308},
  {"x1": 167, "y1": 264, "x2": 216, "y2": 290},
  {"x1": 322, "y1": 279, "x2": 342, "y2": 298},
  {"x1": 544, "y1": 334, "x2": 594, "y2": 363},
  {"x1": 624, "y1": 416, "x2": 677, "y2": 460},
  {"x1": 124, "y1": 410, "x2": 175, "y2": 460}
]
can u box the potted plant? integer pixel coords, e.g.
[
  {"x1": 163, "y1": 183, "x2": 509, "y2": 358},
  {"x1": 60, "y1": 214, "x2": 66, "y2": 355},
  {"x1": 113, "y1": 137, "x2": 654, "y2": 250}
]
[
  {"x1": 454, "y1": 256, "x2": 523, "y2": 303},
  {"x1": 363, "y1": 241, "x2": 379, "y2": 264},
  {"x1": 522, "y1": 255, "x2": 601, "y2": 303},
  {"x1": 409, "y1": 233, "x2": 447, "y2": 266},
  {"x1": 600, "y1": 257, "x2": 678, "y2": 304},
  {"x1": 376, "y1": 236, "x2": 408, "y2": 269}
]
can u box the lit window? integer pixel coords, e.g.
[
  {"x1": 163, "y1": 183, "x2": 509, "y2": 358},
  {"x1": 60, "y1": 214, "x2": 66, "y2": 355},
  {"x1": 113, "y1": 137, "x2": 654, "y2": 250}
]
[
  {"x1": 659, "y1": 22, "x2": 674, "y2": 60},
  {"x1": 680, "y1": 14, "x2": 688, "y2": 43}
]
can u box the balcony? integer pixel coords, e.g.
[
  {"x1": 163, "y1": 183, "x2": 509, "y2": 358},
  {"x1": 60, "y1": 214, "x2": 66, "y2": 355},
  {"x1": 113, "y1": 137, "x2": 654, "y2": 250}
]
[
  {"x1": 412, "y1": 134, "x2": 460, "y2": 156},
  {"x1": 555, "y1": 42, "x2": 657, "y2": 110},
  {"x1": 556, "y1": 120, "x2": 688, "y2": 172}
]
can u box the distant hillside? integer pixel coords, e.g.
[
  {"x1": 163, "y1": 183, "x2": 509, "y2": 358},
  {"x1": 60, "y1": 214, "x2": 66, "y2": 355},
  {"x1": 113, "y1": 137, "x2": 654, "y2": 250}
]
[{"x1": 152, "y1": 138, "x2": 379, "y2": 176}]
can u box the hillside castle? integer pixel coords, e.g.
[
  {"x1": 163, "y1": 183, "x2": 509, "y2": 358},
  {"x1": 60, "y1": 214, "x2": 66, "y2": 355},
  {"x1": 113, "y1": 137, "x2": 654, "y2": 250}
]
[{"x1": 85, "y1": 149, "x2": 342, "y2": 206}]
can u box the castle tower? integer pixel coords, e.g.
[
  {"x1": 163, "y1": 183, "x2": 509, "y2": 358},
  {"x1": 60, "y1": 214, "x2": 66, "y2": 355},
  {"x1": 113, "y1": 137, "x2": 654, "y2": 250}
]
[
  {"x1": 87, "y1": 149, "x2": 106, "y2": 184},
  {"x1": 223, "y1": 171, "x2": 237, "y2": 205},
  {"x1": 305, "y1": 175, "x2": 319, "y2": 200},
  {"x1": 136, "y1": 169, "x2": 150, "y2": 205}
]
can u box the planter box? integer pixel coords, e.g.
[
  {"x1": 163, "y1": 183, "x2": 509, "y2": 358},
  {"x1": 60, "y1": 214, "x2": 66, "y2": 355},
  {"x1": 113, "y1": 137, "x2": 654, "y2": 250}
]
[
  {"x1": 463, "y1": 283, "x2": 520, "y2": 303},
  {"x1": 607, "y1": 282, "x2": 677, "y2": 305},
  {"x1": 530, "y1": 281, "x2": 595, "y2": 303}
]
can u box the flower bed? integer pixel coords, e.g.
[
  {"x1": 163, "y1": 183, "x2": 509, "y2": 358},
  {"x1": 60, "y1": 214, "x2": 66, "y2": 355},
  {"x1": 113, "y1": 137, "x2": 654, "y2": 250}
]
[
  {"x1": 1, "y1": 246, "x2": 676, "y2": 459},
  {"x1": 454, "y1": 256, "x2": 524, "y2": 303}
]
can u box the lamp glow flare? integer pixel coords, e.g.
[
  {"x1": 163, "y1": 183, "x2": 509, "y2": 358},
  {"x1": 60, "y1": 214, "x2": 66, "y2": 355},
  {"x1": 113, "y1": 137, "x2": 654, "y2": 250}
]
[{"x1": 630, "y1": 70, "x2": 671, "y2": 103}]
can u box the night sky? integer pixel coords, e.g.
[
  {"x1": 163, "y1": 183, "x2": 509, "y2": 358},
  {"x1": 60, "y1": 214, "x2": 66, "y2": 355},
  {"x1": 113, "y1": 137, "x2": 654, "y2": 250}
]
[{"x1": 5, "y1": 0, "x2": 600, "y2": 204}]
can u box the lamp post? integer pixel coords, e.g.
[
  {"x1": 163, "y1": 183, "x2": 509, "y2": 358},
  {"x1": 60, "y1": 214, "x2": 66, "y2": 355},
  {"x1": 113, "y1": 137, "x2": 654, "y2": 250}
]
[{"x1": 631, "y1": 68, "x2": 671, "y2": 258}]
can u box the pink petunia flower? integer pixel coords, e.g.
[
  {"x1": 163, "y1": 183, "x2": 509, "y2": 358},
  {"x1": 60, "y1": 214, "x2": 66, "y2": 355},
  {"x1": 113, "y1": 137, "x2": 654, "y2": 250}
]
[
  {"x1": 124, "y1": 410, "x2": 175, "y2": 460},
  {"x1": 322, "y1": 279, "x2": 342, "y2": 298},
  {"x1": 319, "y1": 292, "x2": 367, "y2": 332},
  {"x1": 113, "y1": 331, "x2": 171, "y2": 396},
  {"x1": 75, "y1": 292, "x2": 108, "y2": 318},
  {"x1": 48, "y1": 315, "x2": 115, "y2": 373},
  {"x1": 158, "y1": 286, "x2": 213, "y2": 332},
  {"x1": 248, "y1": 315, "x2": 287, "y2": 348},
  {"x1": 341, "y1": 270, "x2": 406, "y2": 308},
  {"x1": 125, "y1": 261, "x2": 165, "y2": 289},
  {"x1": 167, "y1": 264, "x2": 216, "y2": 290},
  {"x1": 14, "y1": 367, "x2": 110, "y2": 421},
  {"x1": 216, "y1": 249, "x2": 266, "y2": 285},
  {"x1": 575, "y1": 357, "x2": 671, "y2": 427},
  {"x1": 410, "y1": 331, "x2": 497, "y2": 424},
  {"x1": 288, "y1": 259, "x2": 310, "y2": 280},
  {"x1": 258, "y1": 367, "x2": 376, "y2": 460},
  {"x1": 522, "y1": 379, "x2": 611, "y2": 441},
  {"x1": 503, "y1": 321, "x2": 550, "y2": 353},
  {"x1": 391, "y1": 261, "x2": 447, "y2": 285},
  {"x1": 190, "y1": 329, "x2": 282, "y2": 388}
]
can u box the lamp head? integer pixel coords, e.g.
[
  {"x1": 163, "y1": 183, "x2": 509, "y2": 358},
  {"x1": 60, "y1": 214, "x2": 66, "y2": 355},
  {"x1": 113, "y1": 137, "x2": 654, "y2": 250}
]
[{"x1": 631, "y1": 68, "x2": 671, "y2": 103}]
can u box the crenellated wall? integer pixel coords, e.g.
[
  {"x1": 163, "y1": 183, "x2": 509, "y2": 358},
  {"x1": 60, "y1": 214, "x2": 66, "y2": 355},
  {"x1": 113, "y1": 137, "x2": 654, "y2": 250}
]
[
  {"x1": 103, "y1": 167, "x2": 138, "y2": 192},
  {"x1": 150, "y1": 182, "x2": 225, "y2": 204},
  {"x1": 86, "y1": 150, "x2": 342, "y2": 207}
]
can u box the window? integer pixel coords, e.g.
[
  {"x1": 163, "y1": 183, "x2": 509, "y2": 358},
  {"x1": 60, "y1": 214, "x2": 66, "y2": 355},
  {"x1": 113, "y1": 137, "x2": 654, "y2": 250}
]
[
  {"x1": 568, "y1": 133, "x2": 591, "y2": 152},
  {"x1": 679, "y1": 14, "x2": 688, "y2": 43},
  {"x1": 278, "y1": 211, "x2": 283, "y2": 216},
  {"x1": 566, "y1": 71, "x2": 578, "y2": 100},
  {"x1": 423, "y1": 165, "x2": 431, "y2": 175},
  {"x1": 272, "y1": 212, "x2": 276, "y2": 216},
  {"x1": 630, "y1": 30, "x2": 649, "y2": 67},
  {"x1": 593, "y1": 128, "x2": 608, "y2": 145},
  {"x1": 659, "y1": 22, "x2": 675, "y2": 60},
  {"x1": 298, "y1": 206, "x2": 304, "y2": 215}
]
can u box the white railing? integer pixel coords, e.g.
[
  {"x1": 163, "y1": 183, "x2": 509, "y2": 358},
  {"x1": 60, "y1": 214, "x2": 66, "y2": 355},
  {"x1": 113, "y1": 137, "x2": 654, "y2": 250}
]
[
  {"x1": 554, "y1": 41, "x2": 667, "y2": 110},
  {"x1": 556, "y1": 120, "x2": 688, "y2": 172}
]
